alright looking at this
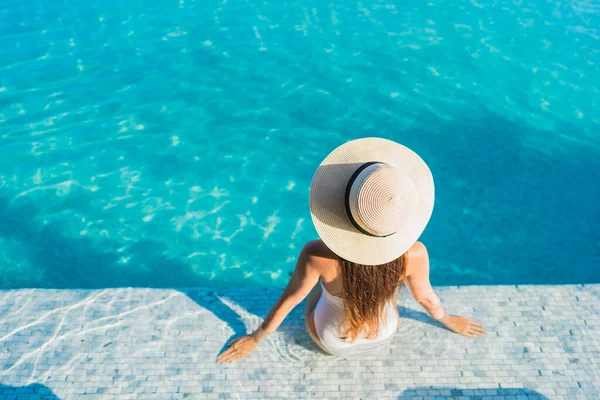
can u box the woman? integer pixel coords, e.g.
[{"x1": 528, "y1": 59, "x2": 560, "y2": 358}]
[{"x1": 217, "y1": 138, "x2": 485, "y2": 363}]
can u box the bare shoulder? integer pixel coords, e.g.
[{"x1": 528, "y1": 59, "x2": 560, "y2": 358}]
[
  {"x1": 407, "y1": 241, "x2": 428, "y2": 259},
  {"x1": 301, "y1": 240, "x2": 339, "y2": 269},
  {"x1": 405, "y1": 241, "x2": 429, "y2": 277},
  {"x1": 302, "y1": 239, "x2": 338, "y2": 259}
]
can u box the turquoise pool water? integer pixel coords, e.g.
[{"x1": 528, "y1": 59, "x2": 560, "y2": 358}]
[{"x1": 0, "y1": 0, "x2": 599, "y2": 289}]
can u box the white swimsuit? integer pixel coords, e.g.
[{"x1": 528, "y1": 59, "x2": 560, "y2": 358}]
[{"x1": 313, "y1": 281, "x2": 399, "y2": 357}]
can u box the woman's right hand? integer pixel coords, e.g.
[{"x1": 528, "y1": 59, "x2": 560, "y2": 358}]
[
  {"x1": 216, "y1": 334, "x2": 260, "y2": 364},
  {"x1": 438, "y1": 315, "x2": 486, "y2": 337}
]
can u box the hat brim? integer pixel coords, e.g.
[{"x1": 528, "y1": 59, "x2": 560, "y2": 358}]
[{"x1": 309, "y1": 137, "x2": 434, "y2": 265}]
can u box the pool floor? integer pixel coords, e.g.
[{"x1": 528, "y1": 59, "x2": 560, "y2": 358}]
[{"x1": 0, "y1": 284, "x2": 598, "y2": 398}]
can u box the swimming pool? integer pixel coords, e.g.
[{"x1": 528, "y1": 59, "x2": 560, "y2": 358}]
[{"x1": 0, "y1": 0, "x2": 598, "y2": 289}]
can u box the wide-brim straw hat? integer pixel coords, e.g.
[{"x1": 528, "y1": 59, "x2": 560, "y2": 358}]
[{"x1": 309, "y1": 137, "x2": 434, "y2": 265}]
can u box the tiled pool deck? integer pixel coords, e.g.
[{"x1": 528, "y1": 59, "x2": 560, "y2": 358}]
[{"x1": 0, "y1": 284, "x2": 599, "y2": 399}]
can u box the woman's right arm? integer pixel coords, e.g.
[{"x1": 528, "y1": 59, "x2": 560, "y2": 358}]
[{"x1": 404, "y1": 241, "x2": 486, "y2": 338}]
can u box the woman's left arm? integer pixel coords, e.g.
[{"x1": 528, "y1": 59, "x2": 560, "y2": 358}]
[{"x1": 217, "y1": 244, "x2": 320, "y2": 364}]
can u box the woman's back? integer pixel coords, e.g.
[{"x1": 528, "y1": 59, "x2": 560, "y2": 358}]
[
  {"x1": 306, "y1": 240, "x2": 403, "y2": 357},
  {"x1": 306, "y1": 239, "x2": 403, "y2": 298},
  {"x1": 308, "y1": 240, "x2": 345, "y2": 297}
]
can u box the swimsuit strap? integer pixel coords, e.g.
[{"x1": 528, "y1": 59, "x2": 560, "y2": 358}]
[{"x1": 320, "y1": 281, "x2": 344, "y2": 305}]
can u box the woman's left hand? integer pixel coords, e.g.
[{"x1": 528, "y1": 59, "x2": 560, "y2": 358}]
[
  {"x1": 439, "y1": 315, "x2": 486, "y2": 338},
  {"x1": 217, "y1": 335, "x2": 259, "y2": 364}
]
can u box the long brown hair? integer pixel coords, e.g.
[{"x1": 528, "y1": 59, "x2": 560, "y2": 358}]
[{"x1": 339, "y1": 254, "x2": 406, "y2": 342}]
